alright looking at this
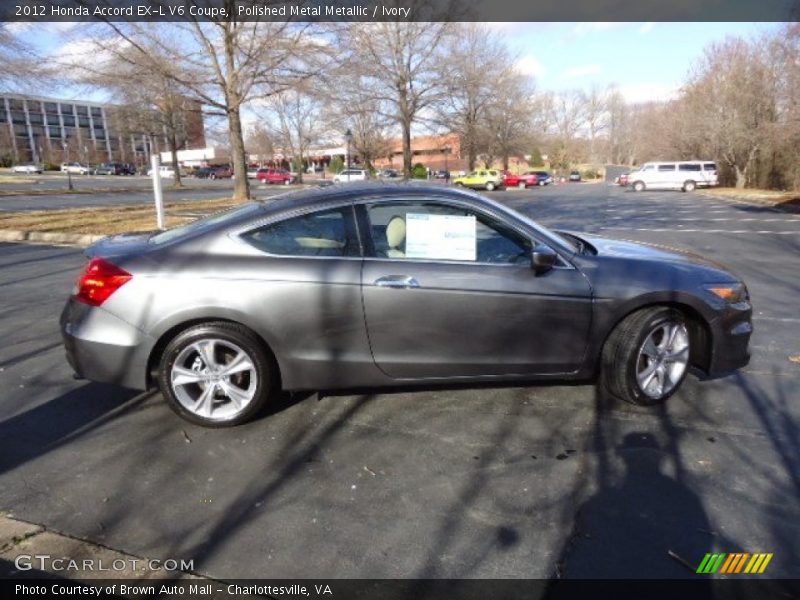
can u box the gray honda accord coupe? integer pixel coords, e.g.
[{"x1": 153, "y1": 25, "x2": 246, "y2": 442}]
[{"x1": 60, "y1": 183, "x2": 752, "y2": 427}]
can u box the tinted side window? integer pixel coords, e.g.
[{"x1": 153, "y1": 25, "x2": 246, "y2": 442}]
[
  {"x1": 243, "y1": 207, "x2": 360, "y2": 257},
  {"x1": 365, "y1": 200, "x2": 531, "y2": 265},
  {"x1": 679, "y1": 163, "x2": 702, "y2": 171},
  {"x1": 658, "y1": 164, "x2": 676, "y2": 171}
]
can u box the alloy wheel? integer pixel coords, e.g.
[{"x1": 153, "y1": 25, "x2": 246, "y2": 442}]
[
  {"x1": 170, "y1": 338, "x2": 258, "y2": 421},
  {"x1": 635, "y1": 321, "x2": 689, "y2": 399}
]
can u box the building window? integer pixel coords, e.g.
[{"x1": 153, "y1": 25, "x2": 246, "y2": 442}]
[
  {"x1": 60, "y1": 103, "x2": 75, "y2": 115},
  {"x1": 44, "y1": 102, "x2": 58, "y2": 113}
]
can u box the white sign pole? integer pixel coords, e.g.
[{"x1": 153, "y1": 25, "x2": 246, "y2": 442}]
[{"x1": 151, "y1": 154, "x2": 165, "y2": 230}]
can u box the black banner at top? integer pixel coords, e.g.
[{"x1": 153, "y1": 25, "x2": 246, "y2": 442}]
[{"x1": 2, "y1": 0, "x2": 798, "y2": 22}]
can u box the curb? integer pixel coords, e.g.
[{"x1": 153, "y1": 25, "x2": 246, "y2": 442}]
[
  {"x1": 0, "y1": 514, "x2": 206, "y2": 581},
  {"x1": 0, "y1": 229, "x2": 106, "y2": 247}
]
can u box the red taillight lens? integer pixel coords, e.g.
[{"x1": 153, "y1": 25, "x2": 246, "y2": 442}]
[{"x1": 74, "y1": 258, "x2": 132, "y2": 306}]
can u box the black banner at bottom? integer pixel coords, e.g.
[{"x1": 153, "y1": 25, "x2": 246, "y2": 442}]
[{"x1": 3, "y1": 578, "x2": 800, "y2": 600}]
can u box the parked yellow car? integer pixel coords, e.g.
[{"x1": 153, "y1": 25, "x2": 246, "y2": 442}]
[{"x1": 452, "y1": 169, "x2": 504, "y2": 191}]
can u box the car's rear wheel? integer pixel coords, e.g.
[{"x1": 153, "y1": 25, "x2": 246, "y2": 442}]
[
  {"x1": 601, "y1": 307, "x2": 691, "y2": 406},
  {"x1": 517, "y1": 181, "x2": 526, "y2": 189},
  {"x1": 683, "y1": 180, "x2": 696, "y2": 192},
  {"x1": 158, "y1": 322, "x2": 273, "y2": 427},
  {"x1": 486, "y1": 181, "x2": 496, "y2": 191},
  {"x1": 455, "y1": 181, "x2": 463, "y2": 187},
  {"x1": 633, "y1": 180, "x2": 645, "y2": 192},
  {"x1": 539, "y1": 180, "x2": 545, "y2": 186}
]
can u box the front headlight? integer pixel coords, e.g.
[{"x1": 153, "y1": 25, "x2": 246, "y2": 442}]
[{"x1": 704, "y1": 283, "x2": 748, "y2": 304}]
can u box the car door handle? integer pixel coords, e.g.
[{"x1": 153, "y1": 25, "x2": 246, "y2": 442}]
[{"x1": 374, "y1": 275, "x2": 420, "y2": 289}]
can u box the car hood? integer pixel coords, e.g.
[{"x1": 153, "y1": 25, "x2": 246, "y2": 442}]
[{"x1": 561, "y1": 231, "x2": 741, "y2": 281}]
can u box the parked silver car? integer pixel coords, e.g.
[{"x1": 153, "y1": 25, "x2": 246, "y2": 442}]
[{"x1": 61, "y1": 183, "x2": 751, "y2": 427}]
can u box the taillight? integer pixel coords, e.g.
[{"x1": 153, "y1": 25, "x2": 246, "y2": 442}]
[{"x1": 74, "y1": 258, "x2": 132, "y2": 306}]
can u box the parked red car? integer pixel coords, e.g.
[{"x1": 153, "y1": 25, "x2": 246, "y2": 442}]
[
  {"x1": 256, "y1": 168, "x2": 295, "y2": 185},
  {"x1": 503, "y1": 171, "x2": 540, "y2": 189}
]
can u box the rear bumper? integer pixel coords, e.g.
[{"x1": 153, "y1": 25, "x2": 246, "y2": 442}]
[
  {"x1": 60, "y1": 297, "x2": 153, "y2": 390},
  {"x1": 706, "y1": 301, "x2": 752, "y2": 375}
]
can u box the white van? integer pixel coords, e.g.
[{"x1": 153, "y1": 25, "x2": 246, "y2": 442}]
[
  {"x1": 147, "y1": 165, "x2": 176, "y2": 178},
  {"x1": 333, "y1": 169, "x2": 369, "y2": 183},
  {"x1": 628, "y1": 161, "x2": 718, "y2": 192}
]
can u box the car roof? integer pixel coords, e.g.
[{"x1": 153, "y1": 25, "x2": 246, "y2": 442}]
[{"x1": 260, "y1": 181, "x2": 488, "y2": 214}]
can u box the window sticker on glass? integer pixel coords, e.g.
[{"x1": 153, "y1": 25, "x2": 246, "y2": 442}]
[{"x1": 405, "y1": 213, "x2": 477, "y2": 261}]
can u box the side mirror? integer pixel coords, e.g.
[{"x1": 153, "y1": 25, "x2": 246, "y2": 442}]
[{"x1": 531, "y1": 244, "x2": 557, "y2": 274}]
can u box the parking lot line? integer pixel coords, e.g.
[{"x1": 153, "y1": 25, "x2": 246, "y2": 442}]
[
  {"x1": 601, "y1": 227, "x2": 800, "y2": 234},
  {"x1": 609, "y1": 217, "x2": 797, "y2": 222}
]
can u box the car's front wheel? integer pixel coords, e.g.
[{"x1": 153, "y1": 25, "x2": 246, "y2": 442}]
[
  {"x1": 486, "y1": 181, "x2": 496, "y2": 191},
  {"x1": 601, "y1": 307, "x2": 691, "y2": 406},
  {"x1": 683, "y1": 180, "x2": 696, "y2": 192},
  {"x1": 158, "y1": 322, "x2": 273, "y2": 427}
]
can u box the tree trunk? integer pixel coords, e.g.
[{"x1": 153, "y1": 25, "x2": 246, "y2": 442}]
[
  {"x1": 734, "y1": 165, "x2": 747, "y2": 189},
  {"x1": 402, "y1": 119, "x2": 412, "y2": 178},
  {"x1": 502, "y1": 154, "x2": 509, "y2": 171},
  {"x1": 228, "y1": 107, "x2": 250, "y2": 201},
  {"x1": 169, "y1": 129, "x2": 182, "y2": 188}
]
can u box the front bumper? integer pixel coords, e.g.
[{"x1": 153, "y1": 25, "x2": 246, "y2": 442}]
[
  {"x1": 60, "y1": 297, "x2": 154, "y2": 390},
  {"x1": 706, "y1": 301, "x2": 752, "y2": 375}
]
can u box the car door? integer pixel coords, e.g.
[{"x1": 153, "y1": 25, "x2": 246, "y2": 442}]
[
  {"x1": 238, "y1": 203, "x2": 373, "y2": 387},
  {"x1": 357, "y1": 197, "x2": 593, "y2": 379}
]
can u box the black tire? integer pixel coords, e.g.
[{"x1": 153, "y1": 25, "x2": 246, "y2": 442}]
[
  {"x1": 486, "y1": 181, "x2": 496, "y2": 191},
  {"x1": 518, "y1": 181, "x2": 526, "y2": 189},
  {"x1": 600, "y1": 307, "x2": 690, "y2": 406},
  {"x1": 683, "y1": 180, "x2": 696, "y2": 192},
  {"x1": 633, "y1": 181, "x2": 645, "y2": 192},
  {"x1": 157, "y1": 322, "x2": 274, "y2": 427}
]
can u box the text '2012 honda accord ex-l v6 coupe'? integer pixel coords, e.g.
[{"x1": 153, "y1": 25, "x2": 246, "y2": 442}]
[{"x1": 60, "y1": 183, "x2": 752, "y2": 427}]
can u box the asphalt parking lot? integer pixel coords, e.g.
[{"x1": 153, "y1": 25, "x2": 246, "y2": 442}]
[{"x1": 0, "y1": 183, "x2": 798, "y2": 581}]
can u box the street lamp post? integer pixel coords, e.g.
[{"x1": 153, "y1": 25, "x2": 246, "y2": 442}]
[
  {"x1": 62, "y1": 141, "x2": 73, "y2": 191},
  {"x1": 345, "y1": 128, "x2": 353, "y2": 182}
]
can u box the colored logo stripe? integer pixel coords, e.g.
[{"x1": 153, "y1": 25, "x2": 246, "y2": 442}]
[{"x1": 697, "y1": 553, "x2": 773, "y2": 574}]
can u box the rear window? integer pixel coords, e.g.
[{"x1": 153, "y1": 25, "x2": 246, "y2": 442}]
[
  {"x1": 242, "y1": 207, "x2": 359, "y2": 257},
  {"x1": 149, "y1": 204, "x2": 262, "y2": 245},
  {"x1": 678, "y1": 163, "x2": 702, "y2": 171}
]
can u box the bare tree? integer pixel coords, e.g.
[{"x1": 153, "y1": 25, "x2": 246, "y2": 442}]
[
  {"x1": 483, "y1": 71, "x2": 539, "y2": 170},
  {"x1": 266, "y1": 87, "x2": 325, "y2": 183},
  {"x1": 682, "y1": 38, "x2": 777, "y2": 188},
  {"x1": 78, "y1": 51, "x2": 198, "y2": 186},
  {"x1": 244, "y1": 124, "x2": 274, "y2": 167},
  {"x1": 344, "y1": 21, "x2": 452, "y2": 177},
  {"x1": 88, "y1": 14, "x2": 329, "y2": 200},
  {"x1": 437, "y1": 24, "x2": 510, "y2": 170},
  {"x1": 583, "y1": 85, "x2": 610, "y2": 167},
  {"x1": 544, "y1": 90, "x2": 588, "y2": 171},
  {"x1": 0, "y1": 24, "x2": 52, "y2": 90}
]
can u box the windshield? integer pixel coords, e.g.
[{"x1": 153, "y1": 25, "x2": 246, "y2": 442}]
[{"x1": 149, "y1": 203, "x2": 262, "y2": 245}]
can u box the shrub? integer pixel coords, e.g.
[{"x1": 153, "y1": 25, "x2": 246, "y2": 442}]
[
  {"x1": 329, "y1": 156, "x2": 344, "y2": 173},
  {"x1": 412, "y1": 162, "x2": 427, "y2": 179}
]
